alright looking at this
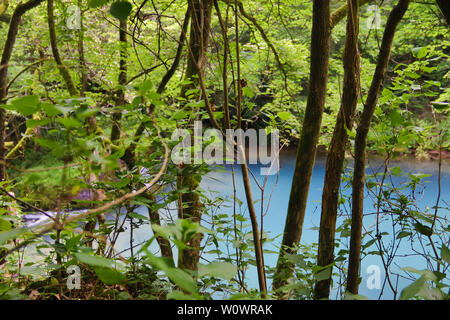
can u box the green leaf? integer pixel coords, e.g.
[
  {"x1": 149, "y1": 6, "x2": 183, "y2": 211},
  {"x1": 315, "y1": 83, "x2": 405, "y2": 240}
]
[
  {"x1": 110, "y1": 1, "x2": 132, "y2": 21},
  {"x1": 0, "y1": 228, "x2": 30, "y2": 245},
  {"x1": 441, "y1": 245, "x2": 450, "y2": 264},
  {"x1": 277, "y1": 111, "x2": 291, "y2": 121},
  {"x1": 314, "y1": 268, "x2": 331, "y2": 281},
  {"x1": 26, "y1": 118, "x2": 51, "y2": 129},
  {"x1": 389, "y1": 110, "x2": 403, "y2": 125},
  {"x1": 165, "y1": 268, "x2": 197, "y2": 294},
  {"x1": 145, "y1": 253, "x2": 197, "y2": 294},
  {"x1": 10, "y1": 95, "x2": 40, "y2": 116},
  {"x1": 35, "y1": 137, "x2": 61, "y2": 152},
  {"x1": 414, "y1": 222, "x2": 433, "y2": 237},
  {"x1": 401, "y1": 267, "x2": 437, "y2": 282},
  {"x1": 56, "y1": 117, "x2": 83, "y2": 129},
  {"x1": 432, "y1": 102, "x2": 449, "y2": 112},
  {"x1": 0, "y1": 217, "x2": 12, "y2": 231},
  {"x1": 417, "y1": 283, "x2": 443, "y2": 300},
  {"x1": 397, "y1": 231, "x2": 412, "y2": 239},
  {"x1": 94, "y1": 267, "x2": 126, "y2": 285},
  {"x1": 73, "y1": 252, "x2": 115, "y2": 268},
  {"x1": 76, "y1": 108, "x2": 99, "y2": 121},
  {"x1": 416, "y1": 47, "x2": 428, "y2": 60},
  {"x1": 167, "y1": 290, "x2": 197, "y2": 300},
  {"x1": 391, "y1": 166, "x2": 402, "y2": 176},
  {"x1": 128, "y1": 212, "x2": 148, "y2": 221},
  {"x1": 285, "y1": 253, "x2": 307, "y2": 268},
  {"x1": 400, "y1": 276, "x2": 427, "y2": 300},
  {"x1": 198, "y1": 262, "x2": 237, "y2": 280},
  {"x1": 139, "y1": 79, "x2": 153, "y2": 94},
  {"x1": 41, "y1": 103, "x2": 70, "y2": 116},
  {"x1": 171, "y1": 110, "x2": 189, "y2": 121}
]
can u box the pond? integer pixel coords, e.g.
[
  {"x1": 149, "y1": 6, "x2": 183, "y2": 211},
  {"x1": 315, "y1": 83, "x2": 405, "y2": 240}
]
[
  {"x1": 23, "y1": 149, "x2": 450, "y2": 299},
  {"x1": 108, "y1": 149, "x2": 450, "y2": 299}
]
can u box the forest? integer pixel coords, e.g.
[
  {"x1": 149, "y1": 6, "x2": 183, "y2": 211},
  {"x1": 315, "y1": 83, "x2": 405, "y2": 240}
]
[{"x1": 0, "y1": 0, "x2": 449, "y2": 301}]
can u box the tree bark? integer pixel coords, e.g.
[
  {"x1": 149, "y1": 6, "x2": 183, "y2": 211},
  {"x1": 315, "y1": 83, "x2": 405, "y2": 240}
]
[
  {"x1": 111, "y1": 20, "x2": 127, "y2": 143},
  {"x1": 346, "y1": 0, "x2": 410, "y2": 295},
  {"x1": 147, "y1": 194, "x2": 174, "y2": 261},
  {"x1": 177, "y1": 0, "x2": 213, "y2": 272},
  {"x1": 47, "y1": 0, "x2": 79, "y2": 96},
  {"x1": 77, "y1": 0, "x2": 87, "y2": 96},
  {"x1": 314, "y1": 0, "x2": 360, "y2": 300},
  {"x1": 273, "y1": 0, "x2": 331, "y2": 295},
  {"x1": 180, "y1": 0, "x2": 212, "y2": 96}
]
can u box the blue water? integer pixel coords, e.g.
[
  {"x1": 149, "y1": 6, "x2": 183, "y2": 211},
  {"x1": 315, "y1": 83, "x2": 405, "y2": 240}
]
[{"x1": 115, "y1": 149, "x2": 449, "y2": 299}]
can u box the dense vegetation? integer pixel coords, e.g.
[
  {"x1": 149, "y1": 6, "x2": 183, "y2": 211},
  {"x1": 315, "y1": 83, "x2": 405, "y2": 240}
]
[{"x1": 0, "y1": 0, "x2": 448, "y2": 300}]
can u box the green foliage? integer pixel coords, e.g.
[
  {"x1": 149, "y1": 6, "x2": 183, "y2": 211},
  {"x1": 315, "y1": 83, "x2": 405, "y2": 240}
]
[
  {"x1": 0, "y1": 0, "x2": 447, "y2": 301},
  {"x1": 110, "y1": 1, "x2": 132, "y2": 21}
]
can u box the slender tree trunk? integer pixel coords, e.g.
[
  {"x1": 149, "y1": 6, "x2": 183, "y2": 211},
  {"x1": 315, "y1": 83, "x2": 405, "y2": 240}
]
[
  {"x1": 314, "y1": 0, "x2": 360, "y2": 300},
  {"x1": 273, "y1": 0, "x2": 331, "y2": 295},
  {"x1": 0, "y1": 0, "x2": 45, "y2": 181},
  {"x1": 111, "y1": 20, "x2": 127, "y2": 142},
  {"x1": 47, "y1": 0, "x2": 79, "y2": 96},
  {"x1": 147, "y1": 194, "x2": 174, "y2": 260},
  {"x1": 181, "y1": 0, "x2": 212, "y2": 96},
  {"x1": 177, "y1": 0, "x2": 213, "y2": 272},
  {"x1": 346, "y1": 0, "x2": 410, "y2": 295},
  {"x1": 77, "y1": 0, "x2": 87, "y2": 96},
  {"x1": 231, "y1": 2, "x2": 267, "y2": 296}
]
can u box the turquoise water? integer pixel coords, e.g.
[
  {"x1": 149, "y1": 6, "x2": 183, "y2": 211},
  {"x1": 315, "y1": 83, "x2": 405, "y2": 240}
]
[{"x1": 113, "y1": 149, "x2": 449, "y2": 299}]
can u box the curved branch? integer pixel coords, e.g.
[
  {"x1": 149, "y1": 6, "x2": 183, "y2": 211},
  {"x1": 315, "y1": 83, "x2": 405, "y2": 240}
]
[
  {"x1": 6, "y1": 58, "x2": 47, "y2": 92},
  {"x1": 4, "y1": 115, "x2": 169, "y2": 256}
]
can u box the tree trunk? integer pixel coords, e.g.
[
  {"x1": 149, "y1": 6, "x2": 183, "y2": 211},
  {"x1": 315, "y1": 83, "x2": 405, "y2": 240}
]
[
  {"x1": 77, "y1": 0, "x2": 87, "y2": 96},
  {"x1": 147, "y1": 194, "x2": 174, "y2": 261},
  {"x1": 314, "y1": 0, "x2": 360, "y2": 300},
  {"x1": 346, "y1": 0, "x2": 410, "y2": 295},
  {"x1": 111, "y1": 20, "x2": 127, "y2": 143},
  {"x1": 47, "y1": 0, "x2": 79, "y2": 96},
  {"x1": 273, "y1": 0, "x2": 331, "y2": 295},
  {"x1": 181, "y1": 0, "x2": 212, "y2": 95},
  {"x1": 177, "y1": 0, "x2": 213, "y2": 272},
  {"x1": 232, "y1": 1, "x2": 267, "y2": 296}
]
